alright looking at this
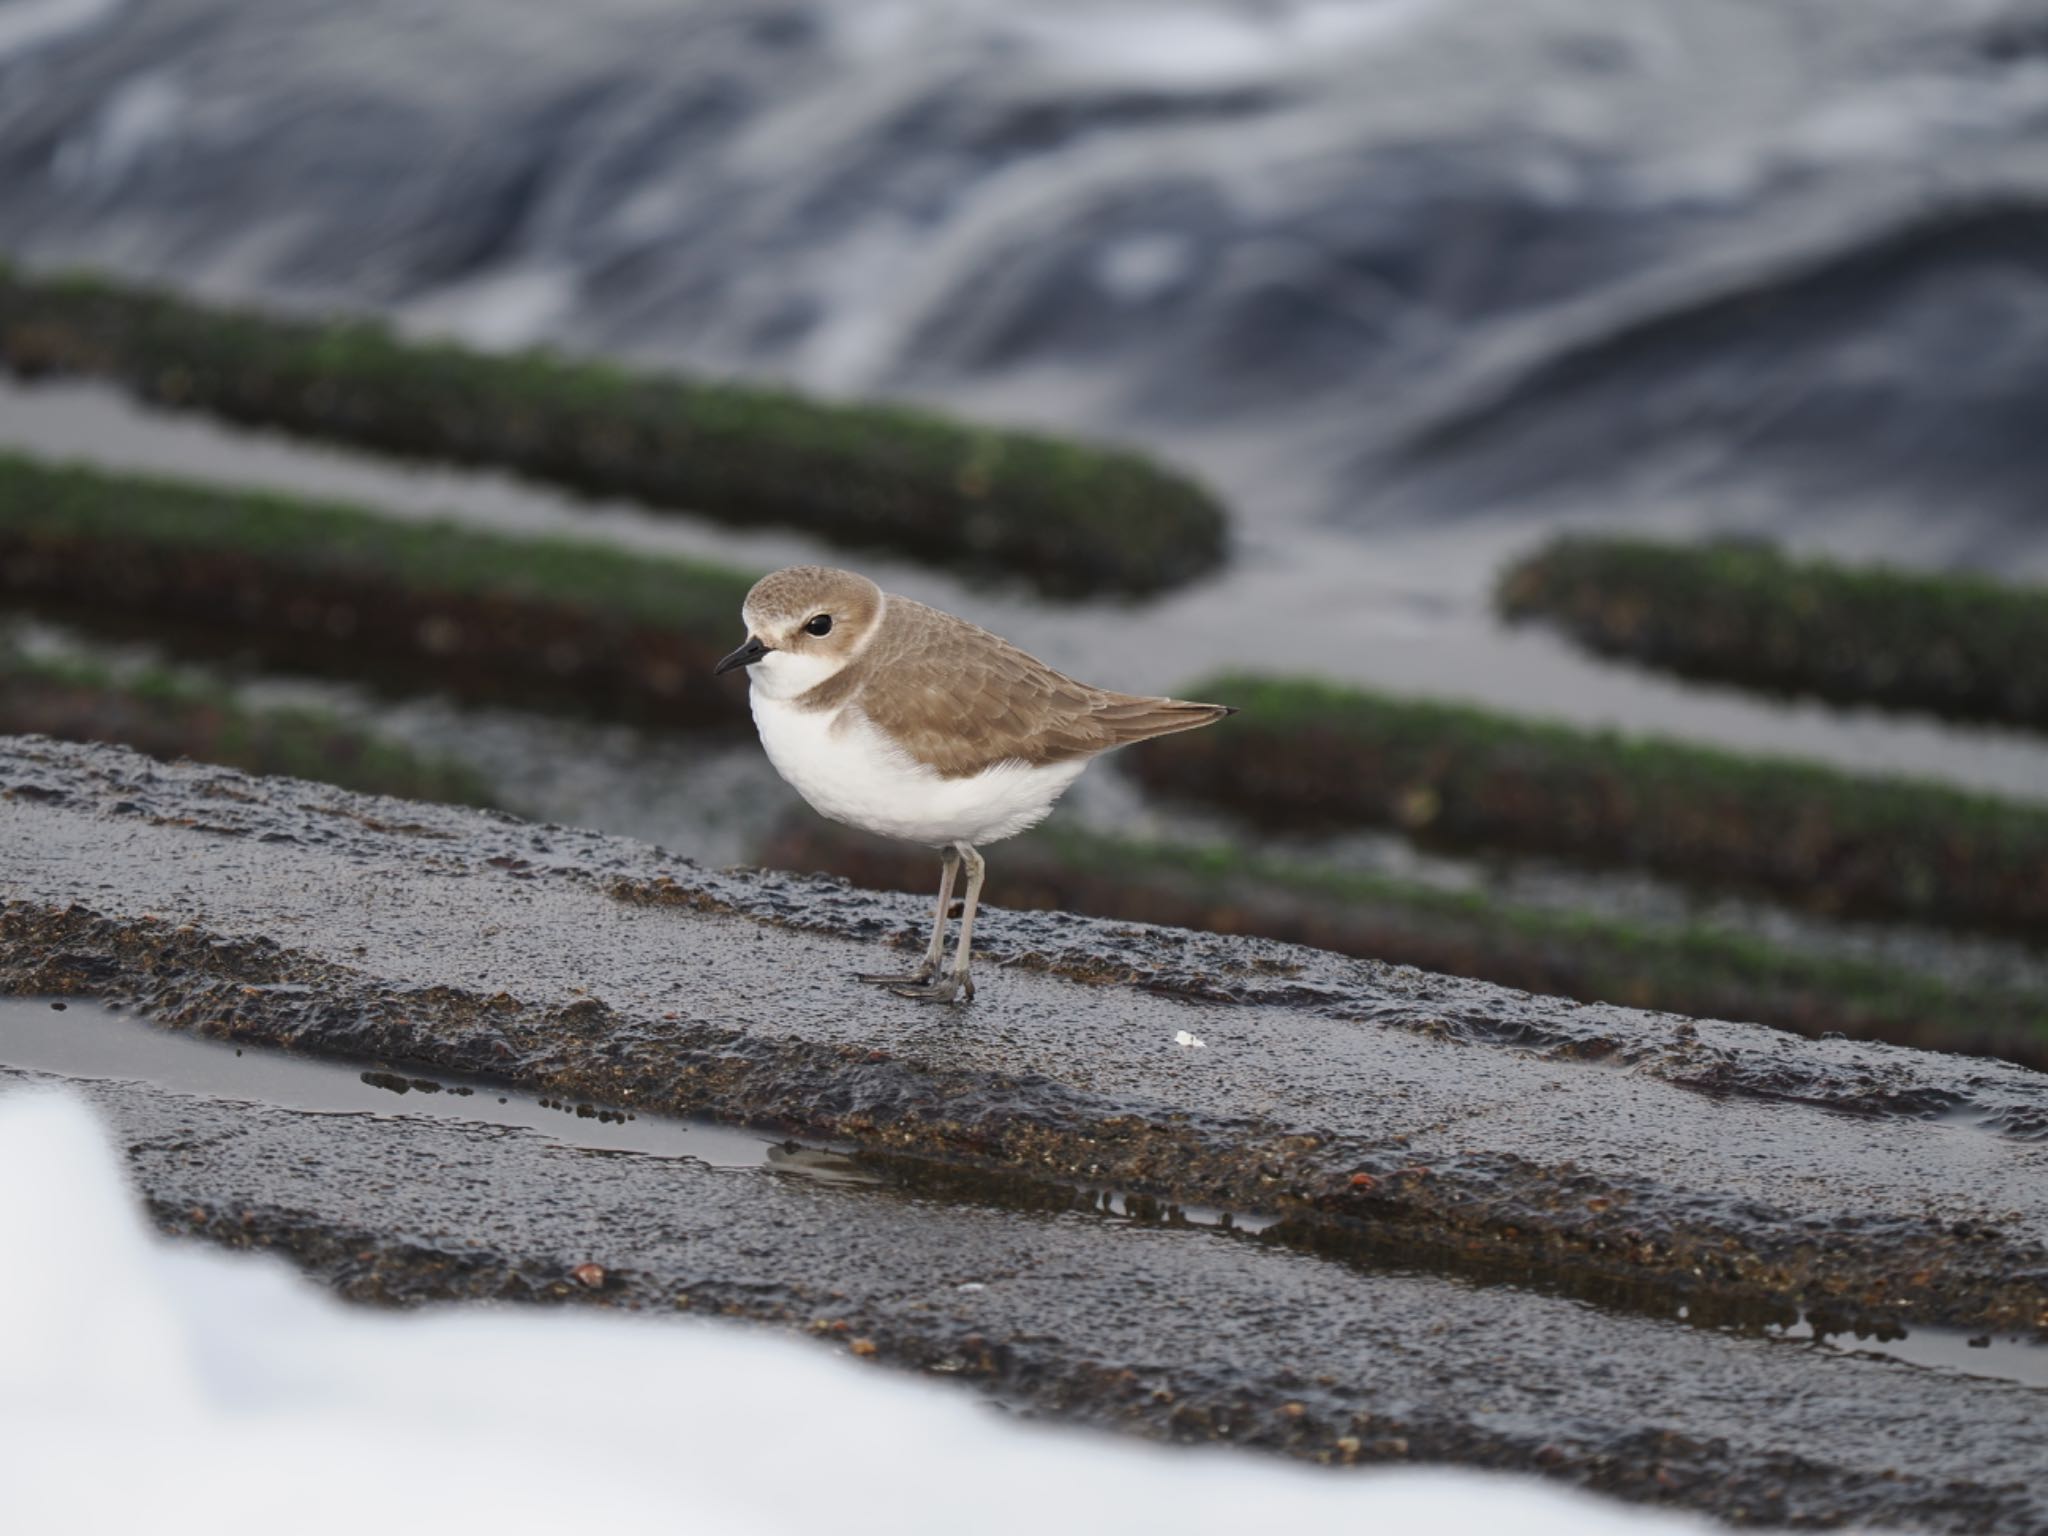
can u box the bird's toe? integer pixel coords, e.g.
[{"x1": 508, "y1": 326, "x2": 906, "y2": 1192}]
[
  {"x1": 888, "y1": 976, "x2": 968, "y2": 1003},
  {"x1": 857, "y1": 968, "x2": 935, "y2": 986}
]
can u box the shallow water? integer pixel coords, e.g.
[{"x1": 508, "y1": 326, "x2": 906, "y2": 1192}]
[
  {"x1": 5, "y1": 993, "x2": 2043, "y2": 1390},
  {"x1": 0, "y1": 993, "x2": 801, "y2": 1169},
  {"x1": 1767, "y1": 1313, "x2": 2048, "y2": 1392}
]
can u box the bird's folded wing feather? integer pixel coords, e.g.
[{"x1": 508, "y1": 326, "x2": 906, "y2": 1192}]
[{"x1": 848, "y1": 598, "x2": 1230, "y2": 778}]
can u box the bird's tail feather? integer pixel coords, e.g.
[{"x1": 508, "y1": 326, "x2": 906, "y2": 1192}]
[{"x1": 1094, "y1": 694, "x2": 1237, "y2": 748}]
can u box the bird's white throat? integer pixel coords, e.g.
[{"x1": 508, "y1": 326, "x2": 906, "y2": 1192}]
[{"x1": 747, "y1": 647, "x2": 847, "y2": 701}]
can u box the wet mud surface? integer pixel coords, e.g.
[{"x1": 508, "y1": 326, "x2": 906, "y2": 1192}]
[{"x1": 4, "y1": 995, "x2": 2045, "y2": 1533}]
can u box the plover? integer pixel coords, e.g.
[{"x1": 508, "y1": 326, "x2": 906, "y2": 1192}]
[{"x1": 716, "y1": 566, "x2": 1234, "y2": 1002}]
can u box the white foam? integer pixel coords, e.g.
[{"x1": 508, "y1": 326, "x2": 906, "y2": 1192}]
[
  {"x1": 404, "y1": 265, "x2": 581, "y2": 352},
  {"x1": 50, "y1": 68, "x2": 182, "y2": 191},
  {"x1": 0, "y1": 0, "x2": 123, "y2": 65},
  {"x1": 992, "y1": 0, "x2": 1442, "y2": 91},
  {"x1": 0, "y1": 1088, "x2": 1732, "y2": 1536},
  {"x1": 1095, "y1": 232, "x2": 1193, "y2": 302}
]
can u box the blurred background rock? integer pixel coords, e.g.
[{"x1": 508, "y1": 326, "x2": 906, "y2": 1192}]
[{"x1": 1, "y1": 0, "x2": 2044, "y2": 1062}]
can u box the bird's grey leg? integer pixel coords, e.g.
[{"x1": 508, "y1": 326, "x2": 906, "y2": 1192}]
[
  {"x1": 949, "y1": 843, "x2": 986, "y2": 1001},
  {"x1": 858, "y1": 845, "x2": 959, "y2": 986},
  {"x1": 892, "y1": 842, "x2": 984, "y2": 1003}
]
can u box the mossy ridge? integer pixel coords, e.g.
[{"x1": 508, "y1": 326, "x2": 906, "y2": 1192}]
[
  {"x1": 1498, "y1": 535, "x2": 2048, "y2": 731},
  {"x1": 0, "y1": 264, "x2": 1228, "y2": 597},
  {"x1": 0, "y1": 453, "x2": 755, "y2": 725},
  {"x1": 766, "y1": 819, "x2": 2048, "y2": 1066},
  {"x1": 0, "y1": 453, "x2": 751, "y2": 625},
  {"x1": 0, "y1": 644, "x2": 494, "y2": 807},
  {"x1": 1048, "y1": 826, "x2": 2048, "y2": 1057},
  {"x1": 1127, "y1": 673, "x2": 2048, "y2": 937}
]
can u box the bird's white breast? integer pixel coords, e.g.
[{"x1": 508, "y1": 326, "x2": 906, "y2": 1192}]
[{"x1": 749, "y1": 689, "x2": 1088, "y2": 848}]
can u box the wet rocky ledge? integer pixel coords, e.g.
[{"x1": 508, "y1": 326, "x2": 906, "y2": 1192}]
[
  {"x1": 5, "y1": 735, "x2": 2048, "y2": 1529},
  {"x1": 3, "y1": 735, "x2": 2045, "y2": 1333}
]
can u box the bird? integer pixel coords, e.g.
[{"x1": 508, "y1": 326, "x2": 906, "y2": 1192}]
[{"x1": 715, "y1": 566, "x2": 1234, "y2": 1002}]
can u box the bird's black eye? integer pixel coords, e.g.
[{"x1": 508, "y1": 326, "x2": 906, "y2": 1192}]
[{"x1": 803, "y1": 613, "x2": 833, "y2": 637}]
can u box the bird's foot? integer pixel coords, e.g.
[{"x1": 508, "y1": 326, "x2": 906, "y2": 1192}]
[
  {"x1": 857, "y1": 962, "x2": 937, "y2": 987},
  {"x1": 889, "y1": 973, "x2": 974, "y2": 1004}
]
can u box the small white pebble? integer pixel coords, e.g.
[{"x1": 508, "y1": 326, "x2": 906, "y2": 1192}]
[{"x1": 1174, "y1": 1030, "x2": 1206, "y2": 1049}]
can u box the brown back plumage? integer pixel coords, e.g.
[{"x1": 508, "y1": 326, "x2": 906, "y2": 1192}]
[{"x1": 799, "y1": 595, "x2": 1232, "y2": 779}]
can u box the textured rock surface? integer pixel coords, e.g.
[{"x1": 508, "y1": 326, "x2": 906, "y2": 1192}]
[
  {"x1": 3, "y1": 734, "x2": 2045, "y2": 1335},
  {"x1": 5, "y1": 733, "x2": 2048, "y2": 1529},
  {"x1": 0, "y1": 1051, "x2": 2037, "y2": 1534}
]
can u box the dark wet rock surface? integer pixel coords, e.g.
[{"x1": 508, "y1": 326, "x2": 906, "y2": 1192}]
[
  {"x1": 6, "y1": 735, "x2": 2048, "y2": 1527},
  {"x1": 4, "y1": 735, "x2": 2046, "y2": 1338},
  {"x1": 5, "y1": 1001, "x2": 2046, "y2": 1533},
  {"x1": 761, "y1": 817, "x2": 2048, "y2": 1070}
]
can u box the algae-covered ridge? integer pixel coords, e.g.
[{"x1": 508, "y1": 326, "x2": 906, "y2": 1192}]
[
  {"x1": 0, "y1": 640, "x2": 494, "y2": 808},
  {"x1": 1498, "y1": 534, "x2": 2048, "y2": 731},
  {"x1": 0, "y1": 453, "x2": 760, "y2": 725},
  {"x1": 0, "y1": 453, "x2": 753, "y2": 628},
  {"x1": 781, "y1": 817, "x2": 2048, "y2": 1065},
  {"x1": 1132, "y1": 672, "x2": 2048, "y2": 936},
  {"x1": 0, "y1": 263, "x2": 1229, "y2": 597},
  {"x1": 1029, "y1": 823, "x2": 2048, "y2": 1060}
]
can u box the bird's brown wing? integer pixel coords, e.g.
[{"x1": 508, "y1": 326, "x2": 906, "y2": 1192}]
[{"x1": 837, "y1": 597, "x2": 1232, "y2": 779}]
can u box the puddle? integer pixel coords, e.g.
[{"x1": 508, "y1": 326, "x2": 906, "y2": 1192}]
[
  {"x1": 1082, "y1": 1185, "x2": 1283, "y2": 1236},
  {"x1": 0, "y1": 994, "x2": 873, "y2": 1181},
  {"x1": 875, "y1": 1158, "x2": 1285, "y2": 1238},
  {"x1": 0, "y1": 996, "x2": 1285, "y2": 1235},
  {"x1": 1763, "y1": 1314, "x2": 2048, "y2": 1391},
  {"x1": 2, "y1": 994, "x2": 2043, "y2": 1390}
]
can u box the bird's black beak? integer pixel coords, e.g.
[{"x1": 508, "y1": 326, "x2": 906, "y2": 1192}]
[{"x1": 714, "y1": 634, "x2": 772, "y2": 676}]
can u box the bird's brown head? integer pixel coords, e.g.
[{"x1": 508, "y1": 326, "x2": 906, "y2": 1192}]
[{"x1": 716, "y1": 566, "x2": 886, "y2": 699}]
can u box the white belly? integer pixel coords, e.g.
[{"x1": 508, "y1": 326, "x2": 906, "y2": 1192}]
[{"x1": 750, "y1": 690, "x2": 1089, "y2": 847}]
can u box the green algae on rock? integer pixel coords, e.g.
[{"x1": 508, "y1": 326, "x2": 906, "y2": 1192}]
[
  {"x1": 1127, "y1": 673, "x2": 2048, "y2": 938},
  {"x1": 762, "y1": 818, "x2": 2048, "y2": 1069},
  {"x1": 0, "y1": 644, "x2": 493, "y2": 808},
  {"x1": 1498, "y1": 534, "x2": 2048, "y2": 731},
  {"x1": 0, "y1": 453, "x2": 755, "y2": 725},
  {"x1": 0, "y1": 264, "x2": 1228, "y2": 598}
]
